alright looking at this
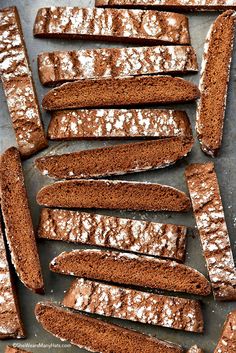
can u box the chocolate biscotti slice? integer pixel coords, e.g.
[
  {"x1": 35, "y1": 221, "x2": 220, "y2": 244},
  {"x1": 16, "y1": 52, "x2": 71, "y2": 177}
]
[
  {"x1": 34, "y1": 7, "x2": 190, "y2": 45},
  {"x1": 39, "y1": 209, "x2": 187, "y2": 261},
  {"x1": 35, "y1": 136, "x2": 194, "y2": 179},
  {"x1": 214, "y1": 311, "x2": 236, "y2": 353},
  {"x1": 48, "y1": 109, "x2": 192, "y2": 141},
  {"x1": 35, "y1": 302, "x2": 183, "y2": 353},
  {"x1": 0, "y1": 7, "x2": 47, "y2": 158},
  {"x1": 42, "y1": 76, "x2": 200, "y2": 111},
  {"x1": 196, "y1": 11, "x2": 236, "y2": 156},
  {"x1": 38, "y1": 46, "x2": 198, "y2": 86},
  {"x1": 0, "y1": 147, "x2": 44, "y2": 293},
  {"x1": 187, "y1": 346, "x2": 205, "y2": 353},
  {"x1": 37, "y1": 179, "x2": 191, "y2": 212},
  {"x1": 50, "y1": 249, "x2": 211, "y2": 296},
  {"x1": 63, "y1": 278, "x2": 204, "y2": 332},
  {"x1": 5, "y1": 347, "x2": 31, "y2": 353},
  {"x1": 186, "y1": 163, "x2": 236, "y2": 301},
  {"x1": 96, "y1": 0, "x2": 236, "y2": 11},
  {"x1": 0, "y1": 221, "x2": 24, "y2": 339}
]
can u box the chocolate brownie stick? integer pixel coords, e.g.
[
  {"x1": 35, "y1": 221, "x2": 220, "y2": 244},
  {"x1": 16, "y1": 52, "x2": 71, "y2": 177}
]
[
  {"x1": 96, "y1": 0, "x2": 236, "y2": 11},
  {"x1": 0, "y1": 221, "x2": 24, "y2": 339},
  {"x1": 63, "y1": 278, "x2": 204, "y2": 332},
  {"x1": 34, "y1": 7, "x2": 190, "y2": 45},
  {"x1": 50, "y1": 249, "x2": 211, "y2": 296},
  {"x1": 36, "y1": 179, "x2": 191, "y2": 212},
  {"x1": 0, "y1": 7, "x2": 47, "y2": 158},
  {"x1": 214, "y1": 311, "x2": 236, "y2": 353},
  {"x1": 0, "y1": 147, "x2": 44, "y2": 293},
  {"x1": 38, "y1": 46, "x2": 198, "y2": 86},
  {"x1": 35, "y1": 136, "x2": 194, "y2": 179},
  {"x1": 42, "y1": 76, "x2": 200, "y2": 111},
  {"x1": 48, "y1": 109, "x2": 192, "y2": 140},
  {"x1": 35, "y1": 302, "x2": 183, "y2": 353},
  {"x1": 196, "y1": 11, "x2": 236, "y2": 156},
  {"x1": 186, "y1": 163, "x2": 236, "y2": 301},
  {"x1": 39, "y1": 209, "x2": 187, "y2": 261}
]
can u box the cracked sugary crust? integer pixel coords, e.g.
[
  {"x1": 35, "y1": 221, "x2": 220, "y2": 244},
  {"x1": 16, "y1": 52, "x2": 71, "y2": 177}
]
[
  {"x1": 63, "y1": 278, "x2": 203, "y2": 332},
  {"x1": 0, "y1": 7, "x2": 47, "y2": 158},
  {"x1": 36, "y1": 179, "x2": 191, "y2": 212},
  {"x1": 196, "y1": 11, "x2": 236, "y2": 157},
  {"x1": 0, "y1": 223, "x2": 24, "y2": 339},
  {"x1": 38, "y1": 46, "x2": 198, "y2": 86},
  {"x1": 5, "y1": 347, "x2": 31, "y2": 353},
  {"x1": 42, "y1": 75, "x2": 200, "y2": 111},
  {"x1": 96, "y1": 0, "x2": 236, "y2": 10},
  {"x1": 35, "y1": 302, "x2": 184, "y2": 353},
  {"x1": 214, "y1": 311, "x2": 236, "y2": 353},
  {"x1": 33, "y1": 7, "x2": 190, "y2": 45},
  {"x1": 185, "y1": 163, "x2": 236, "y2": 301},
  {"x1": 0, "y1": 147, "x2": 44, "y2": 293},
  {"x1": 50, "y1": 249, "x2": 211, "y2": 296},
  {"x1": 39, "y1": 209, "x2": 187, "y2": 261},
  {"x1": 48, "y1": 109, "x2": 192, "y2": 140},
  {"x1": 35, "y1": 136, "x2": 194, "y2": 179},
  {"x1": 187, "y1": 346, "x2": 204, "y2": 353}
]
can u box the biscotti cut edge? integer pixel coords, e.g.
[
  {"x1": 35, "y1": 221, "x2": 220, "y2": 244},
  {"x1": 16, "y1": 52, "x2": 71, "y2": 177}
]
[
  {"x1": 0, "y1": 6, "x2": 47, "y2": 158},
  {"x1": 35, "y1": 301, "x2": 184, "y2": 353},
  {"x1": 36, "y1": 179, "x2": 191, "y2": 212},
  {"x1": 0, "y1": 147, "x2": 44, "y2": 293},
  {"x1": 42, "y1": 76, "x2": 200, "y2": 111},
  {"x1": 196, "y1": 11, "x2": 236, "y2": 157},
  {"x1": 62, "y1": 278, "x2": 204, "y2": 332},
  {"x1": 38, "y1": 208, "x2": 187, "y2": 261},
  {"x1": 35, "y1": 136, "x2": 194, "y2": 179},
  {"x1": 50, "y1": 249, "x2": 211, "y2": 296}
]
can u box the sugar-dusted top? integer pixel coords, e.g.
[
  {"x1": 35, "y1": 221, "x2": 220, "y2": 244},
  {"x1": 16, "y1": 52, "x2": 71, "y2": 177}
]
[
  {"x1": 0, "y1": 226, "x2": 24, "y2": 338},
  {"x1": 96, "y1": 0, "x2": 236, "y2": 8},
  {"x1": 48, "y1": 109, "x2": 191, "y2": 140},
  {"x1": 38, "y1": 46, "x2": 198, "y2": 85},
  {"x1": 63, "y1": 278, "x2": 203, "y2": 332},
  {"x1": 34, "y1": 7, "x2": 190, "y2": 44},
  {"x1": 214, "y1": 311, "x2": 236, "y2": 353},
  {"x1": 186, "y1": 163, "x2": 236, "y2": 300},
  {"x1": 0, "y1": 6, "x2": 47, "y2": 157},
  {"x1": 39, "y1": 208, "x2": 187, "y2": 261}
]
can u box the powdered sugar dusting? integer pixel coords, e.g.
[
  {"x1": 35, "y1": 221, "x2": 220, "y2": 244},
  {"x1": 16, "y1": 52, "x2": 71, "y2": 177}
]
[
  {"x1": 0, "y1": 226, "x2": 23, "y2": 337},
  {"x1": 187, "y1": 345, "x2": 204, "y2": 353},
  {"x1": 186, "y1": 163, "x2": 236, "y2": 300},
  {"x1": 40, "y1": 209, "x2": 186, "y2": 261},
  {"x1": 0, "y1": 7, "x2": 46, "y2": 156},
  {"x1": 98, "y1": 0, "x2": 236, "y2": 7},
  {"x1": 38, "y1": 45, "x2": 198, "y2": 85},
  {"x1": 48, "y1": 108, "x2": 190, "y2": 140},
  {"x1": 34, "y1": 7, "x2": 190, "y2": 44},
  {"x1": 63, "y1": 278, "x2": 203, "y2": 332}
]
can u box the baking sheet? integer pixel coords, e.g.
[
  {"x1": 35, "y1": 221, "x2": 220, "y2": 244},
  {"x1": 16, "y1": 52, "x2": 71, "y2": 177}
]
[{"x1": 0, "y1": 0, "x2": 236, "y2": 352}]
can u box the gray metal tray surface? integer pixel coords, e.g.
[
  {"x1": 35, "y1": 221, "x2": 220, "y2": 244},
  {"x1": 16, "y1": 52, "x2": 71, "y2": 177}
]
[{"x1": 0, "y1": 0, "x2": 235, "y2": 352}]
